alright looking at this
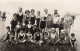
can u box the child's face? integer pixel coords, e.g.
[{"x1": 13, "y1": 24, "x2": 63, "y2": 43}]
[
  {"x1": 61, "y1": 18, "x2": 64, "y2": 22},
  {"x1": 37, "y1": 12, "x2": 40, "y2": 16},
  {"x1": 31, "y1": 11, "x2": 34, "y2": 14},
  {"x1": 19, "y1": 8, "x2": 22, "y2": 12},
  {"x1": 6, "y1": 28, "x2": 10, "y2": 32},
  {"x1": 28, "y1": 21, "x2": 31, "y2": 24},
  {"x1": 14, "y1": 15, "x2": 17, "y2": 19},
  {"x1": 18, "y1": 22, "x2": 20, "y2": 25}
]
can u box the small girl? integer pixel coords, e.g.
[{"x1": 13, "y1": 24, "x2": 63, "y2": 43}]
[
  {"x1": 50, "y1": 28, "x2": 58, "y2": 44},
  {"x1": 26, "y1": 20, "x2": 33, "y2": 33},
  {"x1": 25, "y1": 31, "x2": 33, "y2": 43},
  {"x1": 30, "y1": 9, "x2": 36, "y2": 25},
  {"x1": 25, "y1": 10, "x2": 30, "y2": 25},
  {"x1": 36, "y1": 11, "x2": 41, "y2": 27},
  {"x1": 39, "y1": 17, "x2": 46, "y2": 32},
  {"x1": 21, "y1": 19, "x2": 26, "y2": 32},
  {"x1": 15, "y1": 21, "x2": 21, "y2": 44},
  {"x1": 17, "y1": 7, "x2": 23, "y2": 23},
  {"x1": 18, "y1": 30, "x2": 25, "y2": 43},
  {"x1": 34, "y1": 31, "x2": 43, "y2": 46},
  {"x1": 70, "y1": 33, "x2": 77, "y2": 47}
]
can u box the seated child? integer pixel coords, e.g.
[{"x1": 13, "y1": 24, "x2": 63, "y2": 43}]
[
  {"x1": 18, "y1": 30, "x2": 25, "y2": 43},
  {"x1": 25, "y1": 31, "x2": 33, "y2": 43},
  {"x1": 59, "y1": 30, "x2": 66, "y2": 44},
  {"x1": 70, "y1": 33, "x2": 77, "y2": 47},
  {"x1": 34, "y1": 31, "x2": 43, "y2": 46},
  {"x1": 50, "y1": 28, "x2": 58, "y2": 44}
]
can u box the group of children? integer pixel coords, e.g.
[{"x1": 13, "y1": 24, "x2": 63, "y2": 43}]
[{"x1": 0, "y1": 7, "x2": 77, "y2": 47}]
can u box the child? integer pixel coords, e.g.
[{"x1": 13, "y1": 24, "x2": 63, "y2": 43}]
[
  {"x1": 21, "y1": 19, "x2": 26, "y2": 32},
  {"x1": 59, "y1": 18, "x2": 64, "y2": 33},
  {"x1": 59, "y1": 30, "x2": 66, "y2": 44},
  {"x1": 44, "y1": 8, "x2": 48, "y2": 21},
  {"x1": 10, "y1": 13, "x2": 18, "y2": 31},
  {"x1": 50, "y1": 28, "x2": 58, "y2": 44},
  {"x1": 34, "y1": 31, "x2": 43, "y2": 46},
  {"x1": 1, "y1": 26, "x2": 11, "y2": 42},
  {"x1": 18, "y1": 30, "x2": 25, "y2": 43},
  {"x1": 46, "y1": 14, "x2": 53, "y2": 29},
  {"x1": 36, "y1": 11, "x2": 41, "y2": 27},
  {"x1": 26, "y1": 20, "x2": 33, "y2": 33},
  {"x1": 17, "y1": 7, "x2": 23, "y2": 23},
  {"x1": 1, "y1": 11, "x2": 6, "y2": 21},
  {"x1": 70, "y1": 33, "x2": 77, "y2": 47},
  {"x1": 25, "y1": 31, "x2": 33, "y2": 43},
  {"x1": 30, "y1": 9, "x2": 36, "y2": 25},
  {"x1": 39, "y1": 17, "x2": 46, "y2": 32},
  {"x1": 15, "y1": 21, "x2": 21, "y2": 44},
  {"x1": 25, "y1": 10, "x2": 30, "y2": 25}
]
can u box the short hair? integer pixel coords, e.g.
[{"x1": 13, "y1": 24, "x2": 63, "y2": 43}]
[
  {"x1": 31, "y1": 9, "x2": 35, "y2": 12},
  {"x1": 71, "y1": 33, "x2": 75, "y2": 37},
  {"x1": 6, "y1": 26, "x2": 10, "y2": 30},
  {"x1": 61, "y1": 18, "x2": 64, "y2": 20},
  {"x1": 13, "y1": 13, "x2": 17, "y2": 17},
  {"x1": 25, "y1": 10, "x2": 30, "y2": 14}
]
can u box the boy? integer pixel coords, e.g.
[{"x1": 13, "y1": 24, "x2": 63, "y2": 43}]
[{"x1": 70, "y1": 33, "x2": 77, "y2": 47}]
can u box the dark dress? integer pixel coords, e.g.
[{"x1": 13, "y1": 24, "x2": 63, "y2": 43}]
[
  {"x1": 17, "y1": 12, "x2": 23, "y2": 23},
  {"x1": 40, "y1": 20, "x2": 46, "y2": 29},
  {"x1": 11, "y1": 19, "x2": 17, "y2": 30},
  {"x1": 25, "y1": 16, "x2": 30, "y2": 25},
  {"x1": 36, "y1": 18, "x2": 40, "y2": 27},
  {"x1": 31, "y1": 15, "x2": 36, "y2": 25},
  {"x1": 35, "y1": 34, "x2": 40, "y2": 41},
  {"x1": 71, "y1": 38, "x2": 76, "y2": 45}
]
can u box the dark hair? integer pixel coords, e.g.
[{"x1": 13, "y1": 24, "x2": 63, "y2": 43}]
[
  {"x1": 71, "y1": 33, "x2": 75, "y2": 37},
  {"x1": 13, "y1": 13, "x2": 17, "y2": 17},
  {"x1": 6, "y1": 26, "x2": 10, "y2": 31},
  {"x1": 25, "y1": 10, "x2": 30, "y2": 14},
  {"x1": 31, "y1": 9, "x2": 35, "y2": 12},
  {"x1": 61, "y1": 18, "x2": 64, "y2": 20}
]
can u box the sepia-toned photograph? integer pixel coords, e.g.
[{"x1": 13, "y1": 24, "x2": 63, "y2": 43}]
[{"x1": 0, "y1": 0, "x2": 80, "y2": 51}]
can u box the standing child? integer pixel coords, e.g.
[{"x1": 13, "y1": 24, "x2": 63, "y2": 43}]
[
  {"x1": 36, "y1": 11, "x2": 41, "y2": 28},
  {"x1": 30, "y1": 9, "x2": 36, "y2": 25},
  {"x1": 17, "y1": 7, "x2": 23, "y2": 23},
  {"x1": 15, "y1": 21, "x2": 21, "y2": 44},
  {"x1": 39, "y1": 17, "x2": 46, "y2": 33},
  {"x1": 25, "y1": 10, "x2": 30, "y2": 25},
  {"x1": 10, "y1": 13, "x2": 17, "y2": 31}
]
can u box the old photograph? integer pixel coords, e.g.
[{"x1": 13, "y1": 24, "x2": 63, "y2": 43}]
[{"x1": 0, "y1": 0, "x2": 80, "y2": 51}]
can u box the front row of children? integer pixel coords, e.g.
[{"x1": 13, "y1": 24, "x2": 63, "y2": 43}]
[{"x1": 1, "y1": 25, "x2": 77, "y2": 47}]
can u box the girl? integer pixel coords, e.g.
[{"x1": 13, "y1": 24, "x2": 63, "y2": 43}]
[
  {"x1": 70, "y1": 33, "x2": 77, "y2": 47},
  {"x1": 26, "y1": 20, "x2": 33, "y2": 33},
  {"x1": 25, "y1": 10, "x2": 30, "y2": 25},
  {"x1": 44, "y1": 8, "x2": 48, "y2": 21},
  {"x1": 17, "y1": 7, "x2": 23, "y2": 23},
  {"x1": 59, "y1": 18, "x2": 64, "y2": 33},
  {"x1": 21, "y1": 19, "x2": 26, "y2": 32},
  {"x1": 25, "y1": 31, "x2": 33, "y2": 43},
  {"x1": 18, "y1": 30, "x2": 25, "y2": 43},
  {"x1": 36, "y1": 11, "x2": 41, "y2": 27},
  {"x1": 30, "y1": 9, "x2": 36, "y2": 25},
  {"x1": 53, "y1": 10, "x2": 60, "y2": 40},
  {"x1": 34, "y1": 31, "x2": 43, "y2": 46},
  {"x1": 15, "y1": 21, "x2": 21, "y2": 44},
  {"x1": 39, "y1": 17, "x2": 46, "y2": 32},
  {"x1": 10, "y1": 13, "x2": 18, "y2": 31},
  {"x1": 50, "y1": 28, "x2": 58, "y2": 44},
  {"x1": 46, "y1": 14, "x2": 53, "y2": 29}
]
